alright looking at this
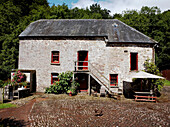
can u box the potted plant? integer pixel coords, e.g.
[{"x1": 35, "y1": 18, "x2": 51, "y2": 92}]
[
  {"x1": 11, "y1": 70, "x2": 27, "y2": 88},
  {"x1": 67, "y1": 90, "x2": 72, "y2": 96}
]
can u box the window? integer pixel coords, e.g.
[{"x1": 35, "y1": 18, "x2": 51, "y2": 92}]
[
  {"x1": 130, "y1": 53, "x2": 138, "y2": 71},
  {"x1": 51, "y1": 73, "x2": 59, "y2": 84},
  {"x1": 51, "y1": 51, "x2": 59, "y2": 63},
  {"x1": 110, "y1": 74, "x2": 118, "y2": 86}
]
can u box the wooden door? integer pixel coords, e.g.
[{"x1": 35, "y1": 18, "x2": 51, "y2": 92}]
[{"x1": 78, "y1": 74, "x2": 88, "y2": 91}]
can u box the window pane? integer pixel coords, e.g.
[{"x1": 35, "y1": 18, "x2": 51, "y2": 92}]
[
  {"x1": 52, "y1": 51, "x2": 59, "y2": 63},
  {"x1": 51, "y1": 73, "x2": 59, "y2": 84},
  {"x1": 110, "y1": 74, "x2": 118, "y2": 86}
]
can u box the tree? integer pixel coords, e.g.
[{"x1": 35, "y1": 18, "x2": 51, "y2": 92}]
[
  {"x1": 0, "y1": 1, "x2": 22, "y2": 80},
  {"x1": 89, "y1": 3, "x2": 111, "y2": 19},
  {"x1": 155, "y1": 10, "x2": 170, "y2": 70},
  {"x1": 49, "y1": 4, "x2": 71, "y2": 19},
  {"x1": 0, "y1": 0, "x2": 49, "y2": 81},
  {"x1": 0, "y1": 1, "x2": 22, "y2": 49},
  {"x1": 69, "y1": 3, "x2": 111, "y2": 19}
]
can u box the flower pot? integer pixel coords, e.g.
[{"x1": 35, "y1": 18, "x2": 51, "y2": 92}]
[{"x1": 69, "y1": 93, "x2": 72, "y2": 96}]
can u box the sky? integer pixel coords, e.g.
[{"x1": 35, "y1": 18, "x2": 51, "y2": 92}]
[{"x1": 48, "y1": 0, "x2": 170, "y2": 15}]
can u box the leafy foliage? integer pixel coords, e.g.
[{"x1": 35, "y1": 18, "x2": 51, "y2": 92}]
[
  {"x1": 144, "y1": 59, "x2": 164, "y2": 91},
  {"x1": 144, "y1": 59, "x2": 162, "y2": 75},
  {"x1": 69, "y1": 81, "x2": 80, "y2": 94},
  {"x1": 164, "y1": 80, "x2": 170, "y2": 86},
  {"x1": 0, "y1": 80, "x2": 9, "y2": 88},
  {"x1": 45, "y1": 71, "x2": 80, "y2": 94},
  {"x1": 0, "y1": 80, "x2": 4, "y2": 88}
]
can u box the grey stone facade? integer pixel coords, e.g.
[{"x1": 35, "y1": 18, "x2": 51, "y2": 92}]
[
  {"x1": 19, "y1": 39, "x2": 154, "y2": 92},
  {"x1": 18, "y1": 19, "x2": 157, "y2": 93}
]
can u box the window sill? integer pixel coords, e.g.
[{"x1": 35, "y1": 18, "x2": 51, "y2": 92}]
[{"x1": 51, "y1": 63, "x2": 60, "y2": 65}]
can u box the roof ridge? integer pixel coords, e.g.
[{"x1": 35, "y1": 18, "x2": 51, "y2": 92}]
[{"x1": 36, "y1": 19, "x2": 118, "y2": 21}]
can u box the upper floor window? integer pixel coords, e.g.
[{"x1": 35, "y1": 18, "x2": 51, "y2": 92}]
[
  {"x1": 130, "y1": 53, "x2": 138, "y2": 71},
  {"x1": 110, "y1": 74, "x2": 118, "y2": 86},
  {"x1": 51, "y1": 73, "x2": 59, "y2": 84},
  {"x1": 51, "y1": 51, "x2": 59, "y2": 63}
]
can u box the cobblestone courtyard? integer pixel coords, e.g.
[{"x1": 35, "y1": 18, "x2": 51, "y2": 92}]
[
  {"x1": 0, "y1": 87, "x2": 169, "y2": 127},
  {"x1": 28, "y1": 97, "x2": 169, "y2": 127}
]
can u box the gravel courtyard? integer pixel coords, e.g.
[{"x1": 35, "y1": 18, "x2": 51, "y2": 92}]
[{"x1": 0, "y1": 87, "x2": 169, "y2": 127}]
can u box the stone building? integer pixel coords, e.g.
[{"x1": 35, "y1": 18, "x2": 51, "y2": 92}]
[{"x1": 18, "y1": 19, "x2": 157, "y2": 94}]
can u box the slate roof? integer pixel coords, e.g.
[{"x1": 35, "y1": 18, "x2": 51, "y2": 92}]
[{"x1": 19, "y1": 19, "x2": 157, "y2": 43}]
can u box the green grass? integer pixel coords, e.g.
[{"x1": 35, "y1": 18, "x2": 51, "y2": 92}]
[
  {"x1": 0, "y1": 103, "x2": 16, "y2": 109},
  {"x1": 164, "y1": 80, "x2": 170, "y2": 86}
]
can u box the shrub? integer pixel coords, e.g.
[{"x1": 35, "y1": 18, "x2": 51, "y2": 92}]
[
  {"x1": 68, "y1": 81, "x2": 80, "y2": 94},
  {"x1": 45, "y1": 71, "x2": 80, "y2": 94},
  {"x1": 144, "y1": 59, "x2": 164, "y2": 92},
  {"x1": 45, "y1": 84, "x2": 63, "y2": 94}
]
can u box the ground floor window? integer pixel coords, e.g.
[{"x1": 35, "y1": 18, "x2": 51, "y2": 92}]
[
  {"x1": 110, "y1": 74, "x2": 118, "y2": 86},
  {"x1": 51, "y1": 73, "x2": 59, "y2": 84}
]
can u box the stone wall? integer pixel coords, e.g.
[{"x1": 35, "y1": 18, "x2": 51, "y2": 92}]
[{"x1": 19, "y1": 39, "x2": 153, "y2": 92}]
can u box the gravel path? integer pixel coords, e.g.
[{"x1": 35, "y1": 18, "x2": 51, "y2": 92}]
[{"x1": 0, "y1": 95, "x2": 47, "y2": 126}]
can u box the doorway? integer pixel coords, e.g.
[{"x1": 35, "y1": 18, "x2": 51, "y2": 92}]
[
  {"x1": 77, "y1": 51, "x2": 88, "y2": 70},
  {"x1": 75, "y1": 73, "x2": 88, "y2": 91}
]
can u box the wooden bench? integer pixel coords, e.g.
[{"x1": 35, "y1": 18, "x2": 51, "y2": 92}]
[{"x1": 134, "y1": 95, "x2": 157, "y2": 102}]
